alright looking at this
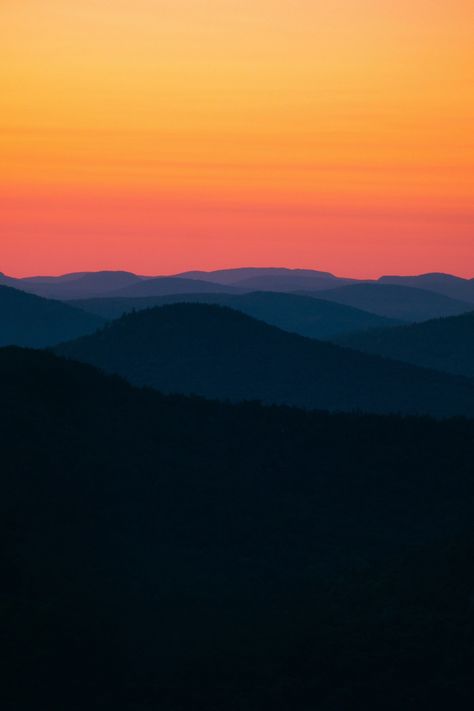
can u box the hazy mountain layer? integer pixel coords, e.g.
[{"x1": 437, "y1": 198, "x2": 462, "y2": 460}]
[
  {"x1": 379, "y1": 273, "x2": 474, "y2": 304},
  {"x1": 309, "y1": 283, "x2": 473, "y2": 321},
  {"x1": 2, "y1": 267, "x2": 473, "y2": 302},
  {"x1": 337, "y1": 310, "x2": 474, "y2": 378},
  {"x1": 0, "y1": 270, "x2": 144, "y2": 299},
  {"x1": 175, "y1": 266, "x2": 353, "y2": 287},
  {"x1": 0, "y1": 285, "x2": 104, "y2": 347}
]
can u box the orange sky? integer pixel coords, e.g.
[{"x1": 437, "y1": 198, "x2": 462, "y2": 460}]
[{"x1": 1, "y1": 0, "x2": 473, "y2": 277}]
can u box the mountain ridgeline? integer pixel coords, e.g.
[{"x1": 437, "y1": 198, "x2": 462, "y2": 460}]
[
  {"x1": 379, "y1": 272, "x2": 474, "y2": 304},
  {"x1": 2, "y1": 267, "x2": 474, "y2": 307},
  {"x1": 55, "y1": 302, "x2": 474, "y2": 418},
  {"x1": 303, "y1": 283, "x2": 474, "y2": 321},
  {"x1": 3, "y1": 347, "x2": 474, "y2": 709},
  {"x1": 337, "y1": 310, "x2": 474, "y2": 378},
  {"x1": 74, "y1": 291, "x2": 400, "y2": 339},
  {"x1": 0, "y1": 284, "x2": 104, "y2": 347},
  {"x1": 106, "y1": 275, "x2": 242, "y2": 297},
  {"x1": 0, "y1": 269, "x2": 145, "y2": 299},
  {"x1": 175, "y1": 266, "x2": 354, "y2": 288}
]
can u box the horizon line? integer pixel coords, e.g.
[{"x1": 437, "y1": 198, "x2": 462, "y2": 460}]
[{"x1": 2, "y1": 266, "x2": 473, "y2": 281}]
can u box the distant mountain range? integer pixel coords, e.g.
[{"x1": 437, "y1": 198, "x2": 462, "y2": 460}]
[
  {"x1": 0, "y1": 285, "x2": 104, "y2": 347},
  {"x1": 0, "y1": 270, "x2": 144, "y2": 299},
  {"x1": 175, "y1": 266, "x2": 355, "y2": 289},
  {"x1": 176, "y1": 268, "x2": 474, "y2": 304},
  {"x1": 75, "y1": 291, "x2": 400, "y2": 340},
  {"x1": 337, "y1": 310, "x2": 474, "y2": 379},
  {"x1": 54, "y1": 303, "x2": 474, "y2": 418},
  {"x1": 2, "y1": 267, "x2": 473, "y2": 308},
  {"x1": 106, "y1": 276, "x2": 240, "y2": 298}
]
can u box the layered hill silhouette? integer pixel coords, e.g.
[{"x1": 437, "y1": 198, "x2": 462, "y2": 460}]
[
  {"x1": 379, "y1": 273, "x2": 474, "y2": 304},
  {"x1": 0, "y1": 285, "x2": 104, "y2": 347},
  {"x1": 2, "y1": 267, "x2": 351, "y2": 299},
  {"x1": 0, "y1": 270, "x2": 240, "y2": 300},
  {"x1": 176, "y1": 268, "x2": 474, "y2": 303},
  {"x1": 75, "y1": 291, "x2": 400, "y2": 339},
  {"x1": 0, "y1": 271, "x2": 244, "y2": 299},
  {"x1": 337, "y1": 310, "x2": 474, "y2": 378},
  {"x1": 106, "y1": 275, "x2": 241, "y2": 298},
  {"x1": 4, "y1": 347, "x2": 474, "y2": 709},
  {"x1": 2, "y1": 266, "x2": 473, "y2": 303},
  {"x1": 55, "y1": 303, "x2": 474, "y2": 417},
  {"x1": 306, "y1": 283, "x2": 473, "y2": 321},
  {"x1": 0, "y1": 270, "x2": 144, "y2": 299},
  {"x1": 176, "y1": 266, "x2": 356, "y2": 289}
]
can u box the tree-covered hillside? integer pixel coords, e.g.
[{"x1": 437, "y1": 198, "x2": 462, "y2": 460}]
[
  {"x1": 55, "y1": 303, "x2": 474, "y2": 418},
  {"x1": 2, "y1": 347, "x2": 474, "y2": 709}
]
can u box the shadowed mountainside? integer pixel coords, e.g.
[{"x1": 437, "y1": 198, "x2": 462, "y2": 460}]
[
  {"x1": 305, "y1": 282, "x2": 473, "y2": 322},
  {"x1": 0, "y1": 285, "x2": 104, "y2": 347},
  {"x1": 74, "y1": 291, "x2": 401, "y2": 339},
  {"x1": 336, "y1": 310, "x2": 474, "y2": 378},
  {"x1": 54, "y1": 303, "x2": 474, "y2": 417},
  {"x1": 3, "y1": 347, "x2": 474, "y2": 709}
]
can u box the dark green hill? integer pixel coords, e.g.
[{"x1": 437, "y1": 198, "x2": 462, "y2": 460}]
[
  {"x1": 55, "y1": 303, "x2": 474, "y2": 417},
  {"x1": 0, "y1": 284, "x2": 104, "y2": 347},
  {"x1": 3, "y1": 347, "x2": 474, "y2": 709},
  {"x1": 337, "y1": 310, "x2": 474, "y2": 378},
  {"x1": 307, "y1": 282, "x2": 472, "y2": 321},
  {"x1": 74, "y1": 291, "x2": 400, "y2": 339}
]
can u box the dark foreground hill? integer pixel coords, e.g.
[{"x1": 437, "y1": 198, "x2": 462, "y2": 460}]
[
  {"x1": 307, "y1": 283, "x2": 473, "y2": 321},
  {"x1": 75, "y1": 291, "x2": 399, "y2": 339},
  {"x1": 0, "y1": 284, "x2": 104, "y2": 347},
  {"x1": 2, "y1": 347, "x2": 474, "y2": 709},
  {"x1": 337, "y1": 310, "x2": 474, "y2": 378},
  {"x1": 55, "y1": 303, "x2": 474, "y2": 418}
]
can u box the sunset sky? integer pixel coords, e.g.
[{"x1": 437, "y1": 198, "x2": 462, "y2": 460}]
[{"x1": 1, "y1": 0, "x2": 473, "y2": 277}]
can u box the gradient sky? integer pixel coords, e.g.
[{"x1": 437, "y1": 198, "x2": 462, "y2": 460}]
[{"x1": 1, "y1": 0, "x2": 473, "y2": 277}]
